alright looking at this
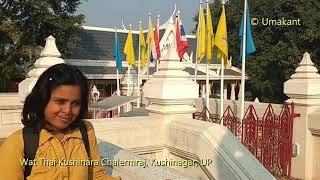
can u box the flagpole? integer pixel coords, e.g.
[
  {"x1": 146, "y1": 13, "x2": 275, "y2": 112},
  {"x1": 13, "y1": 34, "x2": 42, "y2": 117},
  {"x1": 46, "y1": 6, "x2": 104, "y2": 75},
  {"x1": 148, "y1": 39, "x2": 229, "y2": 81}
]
[
  {"x1": 137, "y1": 20, "x2": 141, "y2": 108},
  {"x1": 176, "y1": 10, "x2": 181, "y2": 61},
  {"x1": 195, "y1": 55, "x2": 198, "y2": 82},
  {"x1": 220, "y1": 1, "x2": 227, "y2": 120},
  {"x1": 147, "y1": 12, "x2": 151, "y2": 81},
  {"x1": 127, "y1": 24, "x2": 132, "y2": 98},
  {"x1": 127, "y1": 65, "x2": 131, "y2": 96},
  {"x1": 126, "y1": 64, "x2": 131, "y2": 111},
  {"x1": 206, "y1": 62, "x2": 210, "y2": 117},
  {"x1": 116, "y1": 68, "x2": 120, "y2": 114},
  {"x1": 115, "y1": 28, "x2": 121, "y2": 115},
  {"x1": 240, "y1": 0, "x2": 248, "y2": 120},
  {"x1": 137, "y1": 21, "x2": 142, "y2": 108},
  {"x1": 116, "y1": 69, "x2": 120, "y2": 93},
  {"x1": 206, "y1": 0, "x2": 210, "y2": 118},
  {"x1": 116, "y1": 66, "x2": 120, "y2": 97},
  {"x1": 156, "y1": 14, "x2": 160, "y2": 72},
  {"x1": 146, "y1": 61, "x2": 149, "y2": 81},
  {"x1": 194, "y1": 0, "x2": 202, "y2": 83},
  {"x1": 220, "y1": 57, "x2": 224, "y2": 119}
]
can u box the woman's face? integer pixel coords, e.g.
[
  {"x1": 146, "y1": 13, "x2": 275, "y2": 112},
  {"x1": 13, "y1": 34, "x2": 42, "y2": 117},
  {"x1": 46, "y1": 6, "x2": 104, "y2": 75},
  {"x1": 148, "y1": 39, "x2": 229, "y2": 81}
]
[{"x1": 44, "y1": 85, "x2": 82, "y2": 132}]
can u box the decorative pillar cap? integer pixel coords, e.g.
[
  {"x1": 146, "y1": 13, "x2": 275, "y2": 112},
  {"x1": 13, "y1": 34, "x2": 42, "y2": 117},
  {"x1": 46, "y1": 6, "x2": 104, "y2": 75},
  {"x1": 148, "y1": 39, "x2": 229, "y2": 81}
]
[
  {"x1": 284, "y1": 52, "x2": 320, "y2": 105},
  {"x1": 19, "y1": 35, "x2": 64, "y2": 102},
  {"x1": 40, "y1": 35, "x2": 61, "y2": 58},
  {"x1": 290, "y1": 52, "x2": 320, "y2": 79}
]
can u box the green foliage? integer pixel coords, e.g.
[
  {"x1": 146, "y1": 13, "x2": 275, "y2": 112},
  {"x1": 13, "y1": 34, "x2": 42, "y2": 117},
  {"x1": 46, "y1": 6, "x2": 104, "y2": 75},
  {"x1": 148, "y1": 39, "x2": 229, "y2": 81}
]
[
  {"x1": 0, "y1": 63, "x2": 21, "y2": 91},
  {"x1": 0, "y1": 0, "x2": 86, "y2": 91},
  {"x1": 194, "y1": 0, "x2": 320, "y2": 103}
]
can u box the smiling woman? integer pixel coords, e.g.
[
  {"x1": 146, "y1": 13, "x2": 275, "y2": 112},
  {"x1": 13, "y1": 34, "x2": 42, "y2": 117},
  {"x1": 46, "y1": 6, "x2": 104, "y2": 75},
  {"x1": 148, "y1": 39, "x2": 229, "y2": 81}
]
[
  {"x1": 44, "y1": 85, "x2": 82, "y2": 140},
  {"x1": 0, "y1": 63, "x2": 121, "y2": 180}
]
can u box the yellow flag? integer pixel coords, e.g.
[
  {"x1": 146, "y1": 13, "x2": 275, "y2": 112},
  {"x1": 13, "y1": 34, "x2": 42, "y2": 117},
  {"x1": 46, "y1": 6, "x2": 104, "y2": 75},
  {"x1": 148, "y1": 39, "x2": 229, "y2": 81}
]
[
  {"x1": 215, "y1": 5, "x2": 228, "y2": 67},
  {"x1": 147, "y1": 15, "x2": 154, "y2": 61},
  {"x1": 206, "y1": 3, "x2": 214, "y2": 63},
  {"x1": 139, "y1": 23, "x2": 147, "y2": 68},
  {"x1": 197, "y1": 6, "x2": 206, "y2": 63},
  {"x1": 124, "y1": 27, "x2": 136, "y2": 67}
]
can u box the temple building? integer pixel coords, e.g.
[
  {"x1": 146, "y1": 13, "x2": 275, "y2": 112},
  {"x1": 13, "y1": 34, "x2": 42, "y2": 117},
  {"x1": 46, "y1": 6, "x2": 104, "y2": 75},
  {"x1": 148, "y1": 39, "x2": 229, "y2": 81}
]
[{"x1": 65, "y1": 10, "x2": 246, "y2": 101}]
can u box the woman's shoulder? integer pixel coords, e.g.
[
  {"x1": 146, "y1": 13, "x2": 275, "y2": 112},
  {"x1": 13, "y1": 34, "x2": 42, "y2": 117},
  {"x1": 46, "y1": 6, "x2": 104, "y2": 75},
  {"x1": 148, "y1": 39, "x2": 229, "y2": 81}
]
[
  {"x1": 82, "y1": 120, "x2": 94, "y2": 131},
  {"x1": 6, "y1": 129, "x2": 23, "y2": 142},
  {"x1": 81, "y1": 120, "x2": 98, "y2": 147},
  {"x1": 0, "y1": 129, "x2": 24, "y2": 151}
]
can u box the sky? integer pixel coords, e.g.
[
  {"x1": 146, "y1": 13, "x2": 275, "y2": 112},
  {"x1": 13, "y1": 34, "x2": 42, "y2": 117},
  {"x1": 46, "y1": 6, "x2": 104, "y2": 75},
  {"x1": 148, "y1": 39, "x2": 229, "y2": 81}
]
[{"x1": 77, "y1": 0, "x2": 200, "y2": 34}]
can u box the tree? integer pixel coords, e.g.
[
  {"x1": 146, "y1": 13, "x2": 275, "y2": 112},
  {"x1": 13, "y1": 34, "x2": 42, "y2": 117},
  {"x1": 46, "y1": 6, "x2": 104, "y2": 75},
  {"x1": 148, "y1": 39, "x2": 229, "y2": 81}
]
[
  {"x1": 0, "y1": 0, "x2": 86, "y2": 91},
  {"x1": 194, "y1": 0, "x2": 320, "y2": 103}
]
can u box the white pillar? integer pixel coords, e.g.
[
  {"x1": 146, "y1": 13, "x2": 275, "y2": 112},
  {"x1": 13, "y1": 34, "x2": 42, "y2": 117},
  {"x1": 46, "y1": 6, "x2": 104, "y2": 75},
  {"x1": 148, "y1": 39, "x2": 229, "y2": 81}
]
[
  {"x1": 231, "y1": 82, "x2": 236, "y2": 100},
  {"x1": 223, "y1": 82, "x2": 228, "y2": 100},
  {"x1": 110, "y1": 83, "x2": 113, "y2": 96},
  {"x1": 201, "y1": 83, "x2": 205, "y2": 98},
  {"x1": 238, "y1": 82, "x2": 242, "y2": 100},
  {"x1": 209, "y1": 81, "x2": 213, "y2": 95},
  {"x1": 284, "y1": 52, "x2": 320, "y2": 179},
  {"x1": 212, "y1": 81, "x2": 216, "y2": 95}
]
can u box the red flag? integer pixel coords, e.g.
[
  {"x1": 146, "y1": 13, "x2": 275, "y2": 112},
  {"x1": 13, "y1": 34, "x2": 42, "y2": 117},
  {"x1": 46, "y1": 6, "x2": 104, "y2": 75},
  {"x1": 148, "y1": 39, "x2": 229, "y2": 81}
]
[
  {"x1": 154, "y1": 16, "x2": 161, "y2": 59},
  {"x1": 176, "y1": 16, "x2": 189, "y2": 59}
]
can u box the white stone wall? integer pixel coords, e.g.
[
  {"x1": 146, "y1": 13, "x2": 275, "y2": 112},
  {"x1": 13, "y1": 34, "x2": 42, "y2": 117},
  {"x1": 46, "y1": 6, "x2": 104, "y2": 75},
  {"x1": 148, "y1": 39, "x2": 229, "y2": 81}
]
[
  {"x1": 0, "y1": 93, "x2": 23, "y2": 106},
  {"x1": 306, "y1": 111, "x2": 320, "y2": 180},
  {"x1": 90, "y1": 116, "x2": 275, "y2": 180},
  {"x1": 0, "y1": 93, "x2": 23, "y2": 137},
  {"x1": 0, "y1": 107, "x2": 23, "y2": 137},
  {"x1": 98, "y1": 141, "x2": 199, "y2": 180}
]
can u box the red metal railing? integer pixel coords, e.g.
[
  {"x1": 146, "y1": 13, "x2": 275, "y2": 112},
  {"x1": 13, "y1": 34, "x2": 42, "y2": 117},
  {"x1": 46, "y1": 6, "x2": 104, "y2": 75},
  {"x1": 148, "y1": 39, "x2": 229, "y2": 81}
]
[
  {"x1": 87, "y1": 109, "x2": 119, "y2": 119},
  {"x1": 193, "y1": 102, "x2": 298, "y2": 177},
  {"x1": 222, "y1": 106, "x2": 241, "y2": 137},
  {"x1": 192, "y1": 106, "x2": 220, "y2": 123},
  {"x1": 241, "y1": 105, "x2": 260, "y2": 157}
]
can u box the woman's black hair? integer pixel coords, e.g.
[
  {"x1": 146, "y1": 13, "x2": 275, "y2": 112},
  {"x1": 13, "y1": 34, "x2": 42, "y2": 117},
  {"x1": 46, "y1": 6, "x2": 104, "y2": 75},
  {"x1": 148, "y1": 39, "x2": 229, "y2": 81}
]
[{"x1": 22, "y1": 63, "x2": 89, "y2": 131}]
